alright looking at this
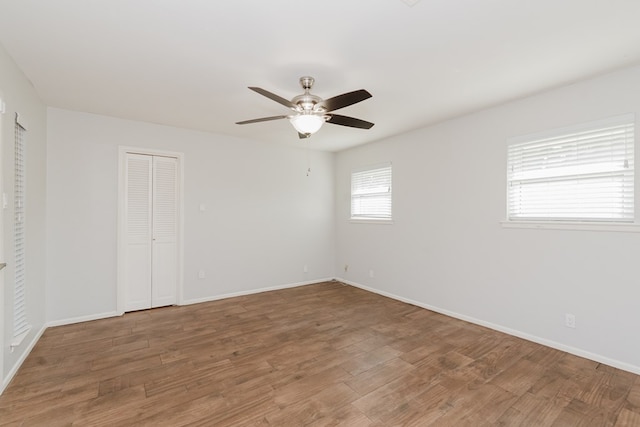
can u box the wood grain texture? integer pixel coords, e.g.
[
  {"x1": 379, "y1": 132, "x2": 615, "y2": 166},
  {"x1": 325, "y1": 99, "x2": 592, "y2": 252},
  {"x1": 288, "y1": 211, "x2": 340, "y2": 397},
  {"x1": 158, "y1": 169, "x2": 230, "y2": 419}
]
[{"x1": 1, "y1": 281, "x2": 639, "y2": 426}]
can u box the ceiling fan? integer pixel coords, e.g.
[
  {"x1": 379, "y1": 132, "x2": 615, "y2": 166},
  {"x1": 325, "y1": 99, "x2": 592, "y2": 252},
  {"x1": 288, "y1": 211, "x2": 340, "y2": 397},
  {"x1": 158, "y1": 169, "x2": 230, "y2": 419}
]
[{"x1": 236, "y1": 76, "x2": 374, "y2": 138}]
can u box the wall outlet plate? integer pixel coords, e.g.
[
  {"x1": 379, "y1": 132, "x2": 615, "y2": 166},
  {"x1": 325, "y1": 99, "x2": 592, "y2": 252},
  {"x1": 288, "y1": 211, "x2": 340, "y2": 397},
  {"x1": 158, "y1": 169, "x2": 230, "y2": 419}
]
[{"x1": 565, "y1": 313, "x2": 576, "y2": 328}]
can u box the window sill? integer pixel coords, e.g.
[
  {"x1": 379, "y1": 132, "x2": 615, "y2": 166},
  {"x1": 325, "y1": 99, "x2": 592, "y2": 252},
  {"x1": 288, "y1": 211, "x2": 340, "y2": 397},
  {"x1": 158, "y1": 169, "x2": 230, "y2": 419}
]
[
  {"x1": 500, "y1": 220, "x2": 640, "y2": 233},
  {"x1": 349, "y1": 218, "x2": 394, "y2": 225}
]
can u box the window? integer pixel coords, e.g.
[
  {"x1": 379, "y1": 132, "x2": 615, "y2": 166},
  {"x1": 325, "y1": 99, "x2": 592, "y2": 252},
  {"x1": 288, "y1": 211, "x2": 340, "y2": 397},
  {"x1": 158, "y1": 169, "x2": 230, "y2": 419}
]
[
  {"x1": 13, "y1": 113, "x2": 29, "y2": 343},
  {"x1": 351, "y1": 163, "x2": 392, "y2": 221},
  {"x1": 507, "y1": 114, "x2": 634, "y2": 223}
]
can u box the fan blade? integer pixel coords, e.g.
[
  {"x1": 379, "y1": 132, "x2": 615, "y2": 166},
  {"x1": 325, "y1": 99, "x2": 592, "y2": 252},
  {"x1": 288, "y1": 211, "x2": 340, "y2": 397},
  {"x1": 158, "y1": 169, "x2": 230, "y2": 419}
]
[
  {"x1": 236, "y1": 115, "x2": 288, "y2": 125},
  {"x1": 320, "y1": 89, "x2": 372, "y2": 112},
  {"x1": 326, "y1": 114, "x2": 374, "y2": 129},
  {"x1": 249, "y1": 87, "x2": 297, "y2": 110},
  {"x1": 298, "y1": 132, "x2": 311, "y2": 139}
]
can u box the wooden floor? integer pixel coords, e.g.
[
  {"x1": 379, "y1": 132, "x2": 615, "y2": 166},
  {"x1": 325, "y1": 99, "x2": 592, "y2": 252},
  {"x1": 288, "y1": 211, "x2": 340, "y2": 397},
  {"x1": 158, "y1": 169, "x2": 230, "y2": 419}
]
[{"x1": 2, "y1": 282, "x2": 640, "y2": 426}]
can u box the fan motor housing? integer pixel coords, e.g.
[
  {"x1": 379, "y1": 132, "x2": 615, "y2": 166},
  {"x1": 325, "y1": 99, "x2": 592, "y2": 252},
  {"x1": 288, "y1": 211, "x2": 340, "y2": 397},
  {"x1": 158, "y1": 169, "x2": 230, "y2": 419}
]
[
  {"x1": 292, "y1": 93, "x2": 323, "y2": 112},
  {"x1": 292, "y1": 76, "x2": 324, "y2": 112}
]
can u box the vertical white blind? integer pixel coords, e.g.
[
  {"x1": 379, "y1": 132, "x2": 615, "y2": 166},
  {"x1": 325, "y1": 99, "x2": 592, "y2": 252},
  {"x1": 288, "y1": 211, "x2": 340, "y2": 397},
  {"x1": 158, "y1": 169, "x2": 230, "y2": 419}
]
[
  {"x1": 13, "y1": 117, "x2": 29, "y2": 338},
  {"x1": 507, "y1": 115, "x2": 634, "y2": 222},
  {"x1": 351, "y1": 163, "x2": 392, "y2": 220}
]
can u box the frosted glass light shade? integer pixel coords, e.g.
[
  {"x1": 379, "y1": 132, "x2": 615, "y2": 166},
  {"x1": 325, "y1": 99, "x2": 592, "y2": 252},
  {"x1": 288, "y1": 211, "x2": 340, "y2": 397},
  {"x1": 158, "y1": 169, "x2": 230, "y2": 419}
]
[{"x1": 290, "y1": 114, "x2": 324, "y2": 134}]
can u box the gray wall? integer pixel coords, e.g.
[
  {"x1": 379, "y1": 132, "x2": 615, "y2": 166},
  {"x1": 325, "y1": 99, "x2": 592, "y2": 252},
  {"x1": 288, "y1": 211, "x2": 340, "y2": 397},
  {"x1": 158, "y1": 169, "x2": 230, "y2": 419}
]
[
  {"x1": 46, "y1": 108, "x2": 336, "y2": 322},
  {"x1": 0, "y1": 43, "x2": 47, "y2": 390},
  {"x1": 335, "y1": 65, "x2": 640, "y2": 373}
]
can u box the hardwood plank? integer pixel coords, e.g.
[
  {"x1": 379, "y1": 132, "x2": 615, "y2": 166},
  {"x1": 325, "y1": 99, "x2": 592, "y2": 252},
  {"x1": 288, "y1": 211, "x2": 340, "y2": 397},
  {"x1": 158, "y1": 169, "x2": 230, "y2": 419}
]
[
  {"x1": 488, "y1": 358, "x2": 547, "y2": 395},
  {"x1": 306, "y1": 403, "x2": 377, "y2": 427},
  {"x1": 272, "y1": 365, "x2": 353, "y2": 407},
  {"x1": 1, "y1": 281, "x2": 639, "y2": 426},
  {"x1": 496, "y1": 391, "x2": 569, "y2": 426},
  {"x1": 266, "y1": 383, "x2": 360, "y2": 425},
  {"x1": 352, "y1": 372, "x2": 435, "y2": 421},
  {"x1": 345, "y1": 357, "x2": 416, "y2": 396},
  {"x1": 576, "y1": 367, "x2": 634, "y2": 415},
  {"x1": 339, "y1": 345, "x2": 402, "y2": 376},
  {"x1": 433, "y1": 383, "x2": 517, "y2": 425},
  {"x1": 615, "y1": 408, "x2": 640, "y2": 426},
  {"x1": 553, "y1": 397, "x2": 616, "y2": 426},
  {"x1": 383, "y1": 383, "x2": 454, "y2": 425},
  {"x1": 627, "y1": 376, "x2": 640, "y2": 409}
]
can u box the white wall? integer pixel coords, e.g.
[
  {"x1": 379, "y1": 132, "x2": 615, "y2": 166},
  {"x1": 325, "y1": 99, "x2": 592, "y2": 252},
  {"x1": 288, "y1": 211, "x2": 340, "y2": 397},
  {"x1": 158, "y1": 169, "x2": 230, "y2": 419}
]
[
  {"x1": 335, "y1": 65, "x2": 640, "y2": 373},
  {"x1": 0, "y1": 42, "x2": 47, "y2": 390},
  {"x1": 46, "y1": 109, "x2": 335, "y2": 322}
]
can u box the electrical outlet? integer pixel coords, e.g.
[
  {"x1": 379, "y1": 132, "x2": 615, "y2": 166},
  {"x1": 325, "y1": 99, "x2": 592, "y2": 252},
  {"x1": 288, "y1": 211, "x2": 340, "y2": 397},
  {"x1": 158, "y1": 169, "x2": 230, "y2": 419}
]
[
  {"x1": 565, "y1": 313, "x2": 576, "y2": 328},
  {"x1": 303, "y1": 265, "x2": 308, "y2": 273},
  {"x1": 369, "y1": 269, "x2": 375, "y2": 278},
  {"x1": 344, "y1": 264, "x2": 349, "y2": 272},
  {"x1": 198, "y1": 269, "x2": 205, "y2": 279}
]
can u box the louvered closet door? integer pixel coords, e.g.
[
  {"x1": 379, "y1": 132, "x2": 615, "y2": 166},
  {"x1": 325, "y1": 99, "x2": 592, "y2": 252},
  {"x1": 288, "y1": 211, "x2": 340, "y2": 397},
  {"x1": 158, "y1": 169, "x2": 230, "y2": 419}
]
[
  {"x1": 124, "y1": 154, "x2": 153, "y2": 311},
  {"x1": 151, "y1": 156, "x2": 178, "y2": 307},
  {"x1": 124, "y1": 153, "x2": 178, "y2": 311}
]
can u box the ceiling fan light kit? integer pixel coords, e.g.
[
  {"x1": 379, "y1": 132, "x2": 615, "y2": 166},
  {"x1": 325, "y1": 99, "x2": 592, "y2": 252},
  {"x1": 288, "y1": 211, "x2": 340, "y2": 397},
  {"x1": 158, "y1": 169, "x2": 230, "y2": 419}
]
[
  {"x1": 236, "y1": 76, "x2": 374, "y2": 139},
  {"x1": 290, "y1": 113, "x2": 325, "y2": 135}
]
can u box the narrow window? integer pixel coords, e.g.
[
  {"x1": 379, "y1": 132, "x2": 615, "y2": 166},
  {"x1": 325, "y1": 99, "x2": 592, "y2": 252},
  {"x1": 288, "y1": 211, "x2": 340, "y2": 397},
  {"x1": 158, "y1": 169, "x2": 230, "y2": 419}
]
[
  {"x1": 507, "y1": 114, "x2": 634, "y2": 222},
  {"x1": 351, "y1": 163, "x2": 392, "y2": 221},
  {"x1": 13, "y1": 113, "x2": 29, "y2": 342}
]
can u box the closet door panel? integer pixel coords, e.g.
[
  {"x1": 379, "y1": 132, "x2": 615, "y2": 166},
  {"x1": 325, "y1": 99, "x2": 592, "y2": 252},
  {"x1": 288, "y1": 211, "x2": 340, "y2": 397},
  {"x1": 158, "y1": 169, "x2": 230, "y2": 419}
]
[
  {"x1": 151, "y1": 156, "x2": 178, "y2": 307},
  {"x1": 124, "y1": 154, "x2": 153, "y2": 311}
]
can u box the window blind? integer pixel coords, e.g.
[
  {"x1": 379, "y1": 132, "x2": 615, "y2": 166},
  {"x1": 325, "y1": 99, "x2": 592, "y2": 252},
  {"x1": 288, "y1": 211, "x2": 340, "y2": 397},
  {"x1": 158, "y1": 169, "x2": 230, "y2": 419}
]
[
  {"x1": 507, "y1": 114, "x2": 634, "y2": 222},
  {"x1": 14, "y1": 115, "x2": 29, "y2": 338},
  {"x1": 351, "y1": 163, "x2": 392, "y2": 220}
]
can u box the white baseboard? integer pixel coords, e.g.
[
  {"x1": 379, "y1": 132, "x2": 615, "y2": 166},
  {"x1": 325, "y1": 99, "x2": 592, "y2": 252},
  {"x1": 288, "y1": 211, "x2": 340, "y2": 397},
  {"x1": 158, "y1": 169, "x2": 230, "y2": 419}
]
[
  {"x1": 47, "y1": 311, "x2": 120, "y2": 328},
  {"x1": 1, "y1": 325, "x2": 47, "y2": 395},
  {"x1": 47, "y1": 279, "x2": 336, "y2": 326},
  {"x1": 182, "y1": 278, "x2": 334, "y2": 306},
  {"x1": 336, "y1": 277, "x2": 640, "y2": 376}
]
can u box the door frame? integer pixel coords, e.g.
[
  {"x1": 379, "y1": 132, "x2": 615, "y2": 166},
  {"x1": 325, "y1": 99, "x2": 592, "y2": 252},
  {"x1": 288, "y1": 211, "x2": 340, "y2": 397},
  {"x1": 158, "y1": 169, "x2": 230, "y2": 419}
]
[{"x1": 116, "y1": 146, "x2": 184, "y2": 315}]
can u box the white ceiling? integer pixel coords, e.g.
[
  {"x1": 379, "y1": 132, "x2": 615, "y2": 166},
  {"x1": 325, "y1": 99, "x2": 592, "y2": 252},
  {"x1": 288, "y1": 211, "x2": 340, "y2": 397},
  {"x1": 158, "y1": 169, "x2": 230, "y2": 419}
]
[{"x1": 1, "y1": 0, "x2": 640, "y2": 152}]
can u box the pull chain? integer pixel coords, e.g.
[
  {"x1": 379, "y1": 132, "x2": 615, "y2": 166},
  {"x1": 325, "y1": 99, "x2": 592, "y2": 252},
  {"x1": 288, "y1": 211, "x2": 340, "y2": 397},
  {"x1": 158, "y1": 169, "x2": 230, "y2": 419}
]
[{"x1": 306, "y1": 139, "x2": 311, "y2": 176}]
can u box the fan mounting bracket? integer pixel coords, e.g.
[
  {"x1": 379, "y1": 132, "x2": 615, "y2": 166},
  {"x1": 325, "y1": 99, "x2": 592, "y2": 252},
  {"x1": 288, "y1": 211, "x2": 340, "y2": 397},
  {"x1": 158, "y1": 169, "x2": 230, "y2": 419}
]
[{"x1": 299, "y1": 76, "x2": 315, "y2": 91}]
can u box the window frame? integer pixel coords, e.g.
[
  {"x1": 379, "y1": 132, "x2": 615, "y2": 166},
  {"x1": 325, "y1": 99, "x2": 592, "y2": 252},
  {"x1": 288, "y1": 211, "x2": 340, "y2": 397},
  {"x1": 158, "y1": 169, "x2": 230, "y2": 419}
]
[
  {"x1": 503, "y1": 114, "x2": 639, "y2": 232},
  {"x1": 350, "y1": 162, "x2": 393, "y2": 224}
]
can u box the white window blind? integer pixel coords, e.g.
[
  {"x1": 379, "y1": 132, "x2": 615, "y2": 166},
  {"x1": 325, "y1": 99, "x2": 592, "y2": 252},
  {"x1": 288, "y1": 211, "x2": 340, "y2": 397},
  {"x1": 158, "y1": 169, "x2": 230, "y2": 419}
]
[
  {"x1": 14, "y1": 114, "x2": 29, "y2": 339},
  {"x1": 507, "y1": 114, "x2": 634, "y2": 222},
  {"x1": 351, "y1": 163, "x2": 392, "y2": 220}
]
